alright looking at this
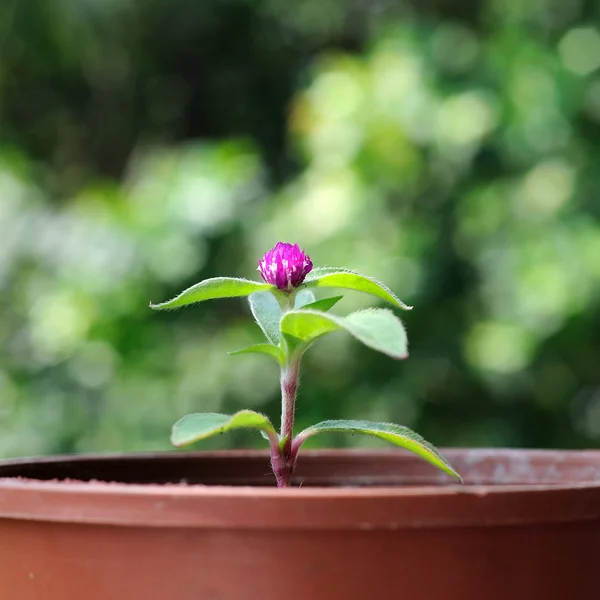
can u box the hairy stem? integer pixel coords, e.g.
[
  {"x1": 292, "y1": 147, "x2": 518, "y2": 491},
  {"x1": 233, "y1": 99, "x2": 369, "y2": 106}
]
[
  {"x1": 272, "y1": 292, "x2": 301, "y2": 488},
  {"x1": 280, "y1": 360, "x2": 300, "y2": 450},
  {"x1": 271, "y1": 360, "x2": 300, "y2": 487},
  {"x1": 270, "y1": 447, "x2": 291, "y2": 488}
]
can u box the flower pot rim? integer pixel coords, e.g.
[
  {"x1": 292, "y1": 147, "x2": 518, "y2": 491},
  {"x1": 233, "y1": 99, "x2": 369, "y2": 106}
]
[{"x1": 1, "y1": 448, "x2": 600, "y2": 530}]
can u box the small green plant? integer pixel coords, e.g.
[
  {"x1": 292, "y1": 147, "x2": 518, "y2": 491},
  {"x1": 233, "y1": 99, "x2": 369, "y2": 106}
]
[{"x1": 150, "y1": 242, "x2": 462, "y2": 487}]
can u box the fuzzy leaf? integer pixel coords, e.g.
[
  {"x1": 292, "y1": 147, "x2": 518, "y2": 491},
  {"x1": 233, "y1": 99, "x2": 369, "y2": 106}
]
[
  {"x1": 295, "y1": 419, "x2": 462, "y2": 482},
  {"x1": 171, "y1": 410, "x2": 277, "y2": 447},
  {"x1": 303, "y1": 268, "x2": 412, "y2": 310},
  {"x1": 249, "y1": 291, "x2": 281, "y2": 345},
  {"x1": 294, "y1": 289, "x2": 316, "y2": 308},
  {"x1": 280, "y1": 308, "x2": 408, "y2": 359},
  {"x1": 228, "y1": 343, "x2": 285, "y2": 365},
  {"x1": 301, "y1": 295, "x2": 343, "y2": 312},
  {"x1": 150, "y1": 278, "x2": 274, "y2": 311}
]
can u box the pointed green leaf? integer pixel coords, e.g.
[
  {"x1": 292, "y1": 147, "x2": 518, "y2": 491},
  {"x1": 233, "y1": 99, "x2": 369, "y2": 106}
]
[
  {"x1": 294, "y1": 289, "x2": 316, "y2": 308},
  {"x1": 303, "y1": 268, "x2": 412, "y2": 310},
  {"x1": 171, "y1": 409, "x2": 277, "y2": 447},
  {"x1": 249, "y1": 291, "x2": 282, "y2": 345},
  {"x1": 295, "y1": 420, "x2": 462, "y2": 482},
  {"x1": 280, "y1": 308, "x2": 408, "y2": 359},
  {"x1": 301, "y1": 295, "x2": 343, "y2": 312},
  {"x1": 228, "y1": 343, "x2": 285, "y2": 365},
  {"x1": 150, "y1": 277, "x2": 274, "y2": 311}
]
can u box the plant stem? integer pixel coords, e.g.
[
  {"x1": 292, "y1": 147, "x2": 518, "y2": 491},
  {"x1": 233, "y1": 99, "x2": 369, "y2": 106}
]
[
  {"x1": 270, "y1": 446, "x2": 291, "y2": 488},
  {"x1": 272, "y1": 359, "x2": 300, "y2": 488},
  {"x1": 280, "y1": 359, "x2": 300, "y2": 451},
  {"x1": 272, "y1": 292, "x2": 301, "y2": 488}
]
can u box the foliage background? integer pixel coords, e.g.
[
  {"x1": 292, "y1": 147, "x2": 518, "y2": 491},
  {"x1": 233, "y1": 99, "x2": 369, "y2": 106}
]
[{"x1": 1, "y1": 0, "x2": 600, "y2": 458}]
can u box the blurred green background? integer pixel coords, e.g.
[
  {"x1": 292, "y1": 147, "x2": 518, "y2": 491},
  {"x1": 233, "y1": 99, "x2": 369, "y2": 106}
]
[{"x1": 1, "y1": 0, "x2": 600, "y2": 458}]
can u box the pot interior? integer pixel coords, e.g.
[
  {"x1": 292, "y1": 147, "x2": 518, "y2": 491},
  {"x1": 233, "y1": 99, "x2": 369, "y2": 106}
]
[{"x1": 1, "y1": 449, "x2": 599, "y2": 487}]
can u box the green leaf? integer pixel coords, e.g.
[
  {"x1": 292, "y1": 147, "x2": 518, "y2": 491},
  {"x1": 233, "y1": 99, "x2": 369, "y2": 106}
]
[
  {"x1": 280, "y1": 308, "x2": 408, "y2": 359},
  {"x1": 301, "y1": 295, "x2": 343, "y2": 312},
  {"x1": 303, "y1": 268, "x2": 412, "y2": 310},
  {"x1": 150, "y1": 277, "x2": 274, "y2": 311},
  {"x1": 295, "y1": 420, "x2": 462, "y2": 482},
  {"x1": 171, "y1": 409, "x2": 277, "y2": 447},
  {"x1": 228, "y1": 343, "x2": 285, "y2": 365},
  {"x1": 249, "y1": 291, "x2": 282, "y2": 345},
  {"x1": 294, "y1": 289, "x2": 316, "y2": 308}
]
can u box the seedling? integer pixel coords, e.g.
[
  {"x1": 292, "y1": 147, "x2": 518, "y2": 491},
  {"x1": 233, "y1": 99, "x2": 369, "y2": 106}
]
[{"x1": 150, "y1": 243, "x2": 462, "y2": 487}]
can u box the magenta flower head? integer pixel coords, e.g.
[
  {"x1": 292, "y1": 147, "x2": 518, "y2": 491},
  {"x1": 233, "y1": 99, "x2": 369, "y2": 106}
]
[{"x1": 258, "y1": 242, "x2": 313, "y2": 292}]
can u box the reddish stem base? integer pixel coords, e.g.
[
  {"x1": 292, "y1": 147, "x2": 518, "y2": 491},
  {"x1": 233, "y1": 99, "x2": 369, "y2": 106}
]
[{"x1": 271, "y1": 447, "x2": 294, "y2": 488}]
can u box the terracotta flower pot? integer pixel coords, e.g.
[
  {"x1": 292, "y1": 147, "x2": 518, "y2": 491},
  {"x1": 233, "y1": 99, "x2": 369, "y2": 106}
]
[{"x1": 1, "y1": 448, "x2": 600, "y2": 600}]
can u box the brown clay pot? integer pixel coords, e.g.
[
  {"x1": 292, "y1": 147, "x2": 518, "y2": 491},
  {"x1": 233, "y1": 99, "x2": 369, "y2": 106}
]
[{"x1": 1, "y1": 448, "x2": 600, "y2": 600}]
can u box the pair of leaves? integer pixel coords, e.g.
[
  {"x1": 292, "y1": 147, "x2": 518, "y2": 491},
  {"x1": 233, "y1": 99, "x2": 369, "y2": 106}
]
[
  {"x1": 231, "y1": 305, "x2": 407, "y2": 364},
  {"x1": 149, "y1": 267, "x2": 412, "y2": 312},
  {"x1": 172, "y1": 410, "x2": 462, "y2": 482},
  {"x1": 149, "y1": 267, "x2": 411, "y2": 364},
  {"x1": 247, "y1": 288, "x2": 342, "y2": 346},
  {"x1": 237, "y1": 284, "x2": 408, "y2": 364},
  {"x1": 231, "y1": 290, "x2": 345, "y2": 364}
]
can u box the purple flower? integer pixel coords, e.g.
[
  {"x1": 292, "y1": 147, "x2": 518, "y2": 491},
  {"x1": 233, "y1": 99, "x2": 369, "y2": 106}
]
[{"x1": 258, "y1": 243, "x2": 313, "y2": 292}]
